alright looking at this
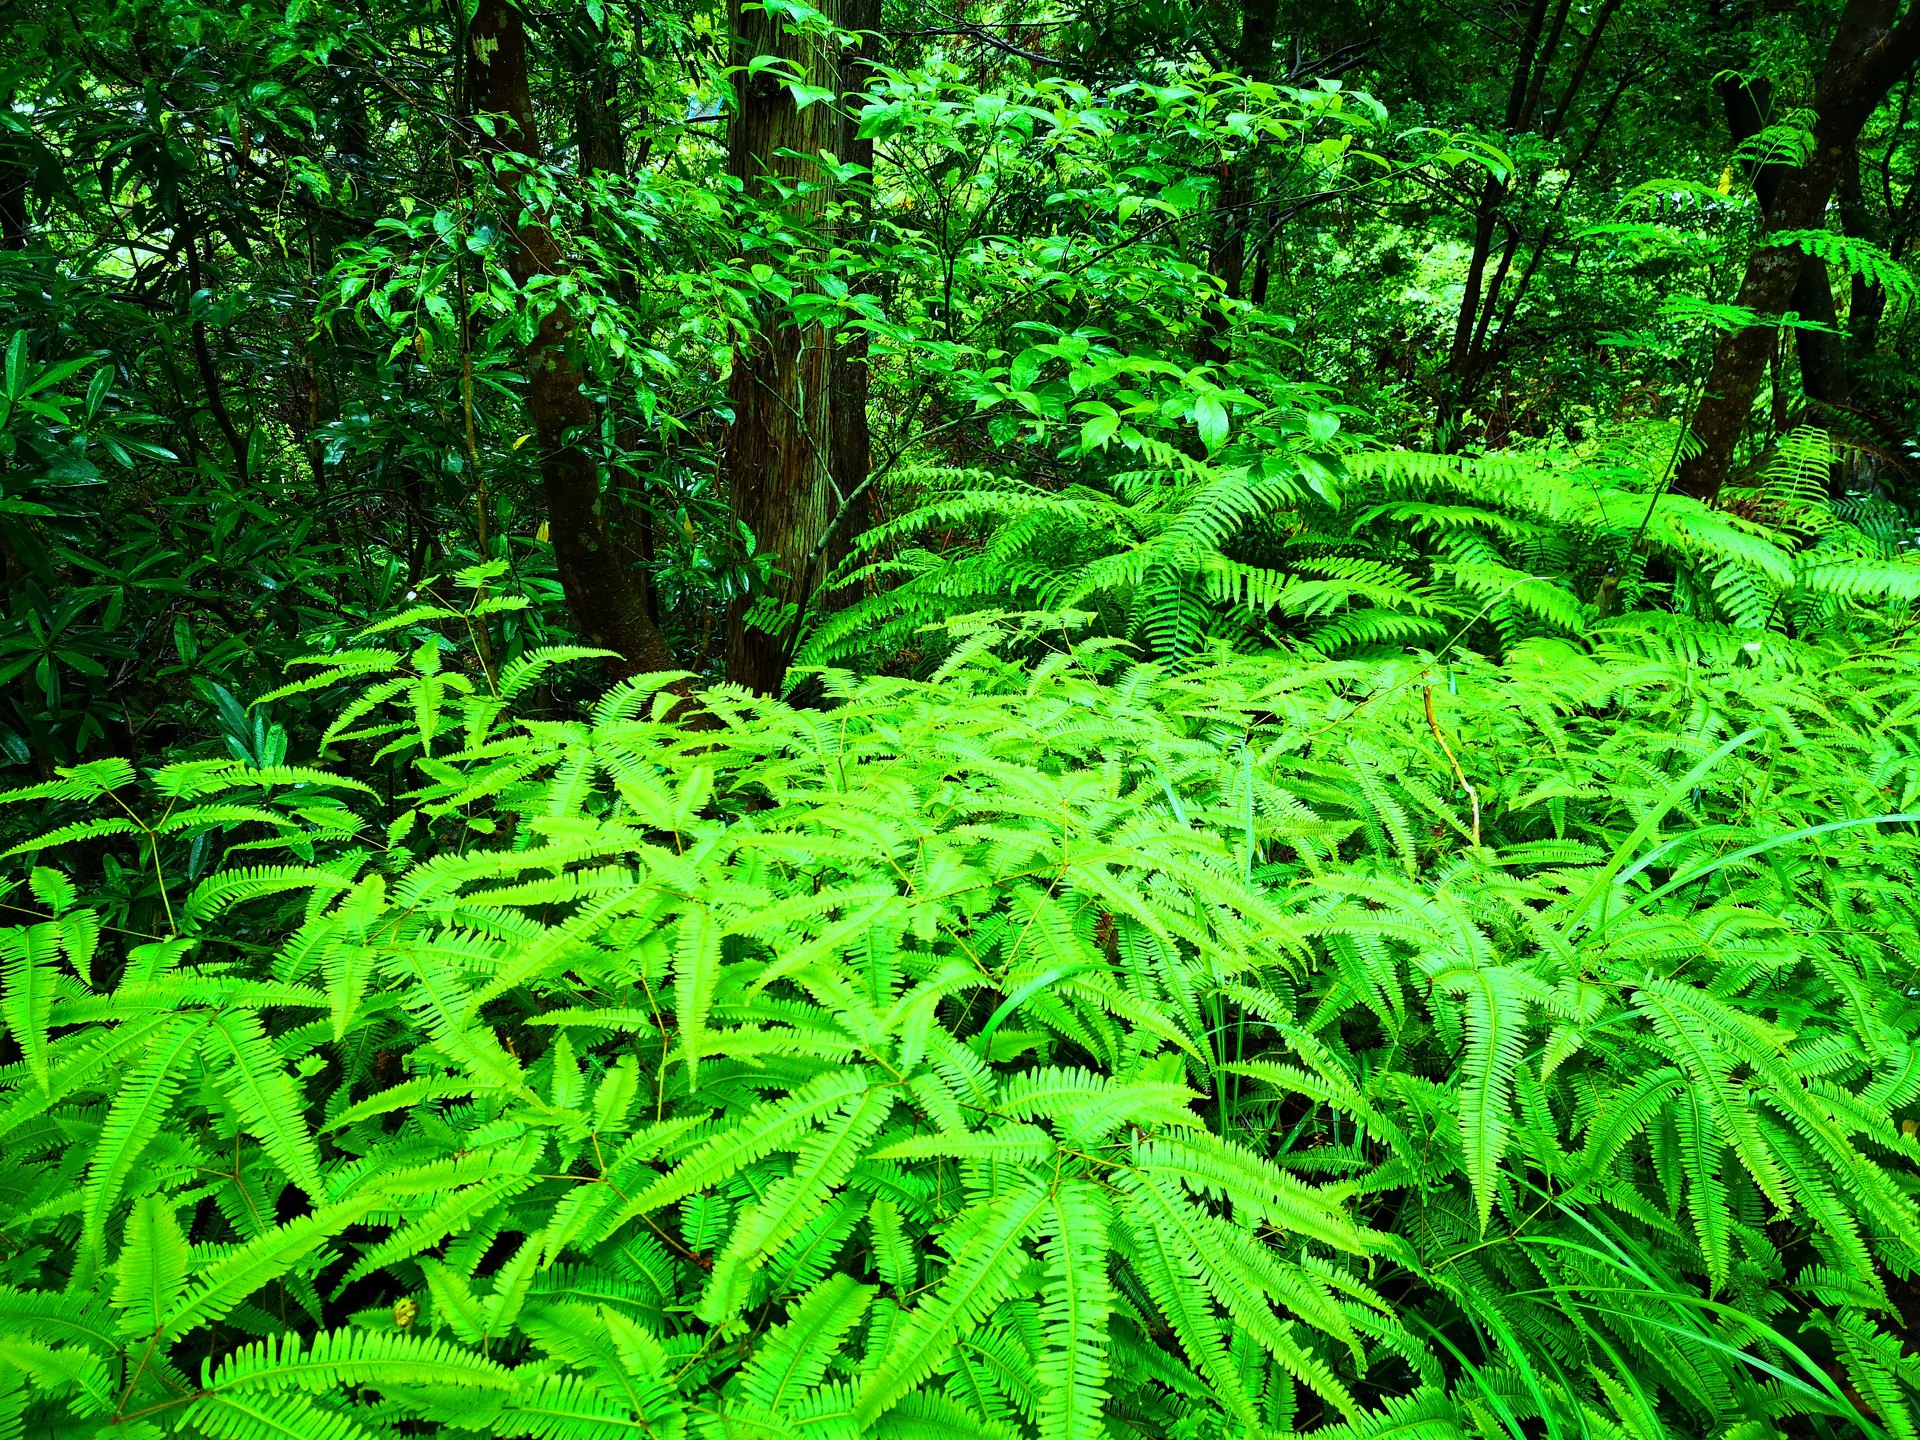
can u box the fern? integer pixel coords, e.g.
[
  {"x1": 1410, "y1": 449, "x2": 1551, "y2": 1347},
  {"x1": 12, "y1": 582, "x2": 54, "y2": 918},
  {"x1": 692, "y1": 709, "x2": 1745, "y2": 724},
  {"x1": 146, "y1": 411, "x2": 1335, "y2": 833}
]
[{"x1": 2, "y1": 617, "x2": 1920, "y2": 1438}]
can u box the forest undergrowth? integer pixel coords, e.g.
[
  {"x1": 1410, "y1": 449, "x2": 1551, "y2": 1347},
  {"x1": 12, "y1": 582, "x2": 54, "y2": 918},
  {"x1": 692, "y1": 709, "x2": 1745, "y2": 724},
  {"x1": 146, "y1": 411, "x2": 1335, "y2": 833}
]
[{"x1": 4, "y1": 587, "x2": 1920, "y2": 1439}]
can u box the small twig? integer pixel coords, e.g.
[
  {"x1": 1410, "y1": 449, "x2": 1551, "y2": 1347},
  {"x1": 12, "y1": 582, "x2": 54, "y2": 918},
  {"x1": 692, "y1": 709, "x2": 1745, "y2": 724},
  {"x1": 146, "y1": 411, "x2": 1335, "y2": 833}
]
[{"x1": 1424, "y1": 682, "x2": 1481, "y2": 848}]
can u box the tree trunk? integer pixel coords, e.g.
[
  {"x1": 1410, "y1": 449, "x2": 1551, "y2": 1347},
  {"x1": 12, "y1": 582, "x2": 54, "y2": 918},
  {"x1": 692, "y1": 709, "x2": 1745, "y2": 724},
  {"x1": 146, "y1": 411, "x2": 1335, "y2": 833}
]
[
  {"x1": 466, "y1": 0, "x2": 679, "y2": 678},
  {"x1": 1676, "y1": 0, "x2": 1920, "y2": 503},
  {"x1": 570, "y1": 5, "x2": 624, "y2": 182},
  {"x1": 565, "y1": 4, "x2": 665, "y2": 630},
  {"x1": 1720, "y1": 77, "x2": 1851, "y2": 412},
  {"x1": 1195, "y1": 0, "x2": 1281, "y2": 362},
  {"x1": 820, "y1": 0, "x2": 881, "y2": 616},
  {"x1": 1449, "y1": 0, "x2": 1555, "y2": 371},
  {"x1": 1440, "y1": 0, "x2": 1601, "y2": 442},
  {"x1": 722, "y1": 0, "x2": 873, "y2": 694}
]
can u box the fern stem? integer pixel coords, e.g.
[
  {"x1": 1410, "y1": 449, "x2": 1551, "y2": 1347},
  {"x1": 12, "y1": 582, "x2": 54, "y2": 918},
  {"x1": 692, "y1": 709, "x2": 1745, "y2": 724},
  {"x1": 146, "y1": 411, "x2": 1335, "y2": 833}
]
[{"x1": 1423, "y1": 684, "x2": 1481, "y2": 848}]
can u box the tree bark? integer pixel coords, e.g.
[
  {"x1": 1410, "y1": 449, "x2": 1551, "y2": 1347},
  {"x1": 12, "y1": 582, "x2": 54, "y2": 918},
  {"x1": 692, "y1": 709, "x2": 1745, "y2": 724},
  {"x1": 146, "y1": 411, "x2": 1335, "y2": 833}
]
[
  {"x1": 565, "y1": 4, "x2": 665, "y2": 630},
  {"x1": 570, "y1": 5, "x2": 624, "y2": 182},
  {"x1": 466, "y1": 0, "x2": 679, "y2": 678},
  {"x1": 1676, "y1": 0, "x2": 1920, "y2": 503},
  {"x1": 1720, "y1": 76, "x2": 1851, "y2": 411},
  {"x1": 722, "y1": 0, "x2": 873, "y2": 694}
]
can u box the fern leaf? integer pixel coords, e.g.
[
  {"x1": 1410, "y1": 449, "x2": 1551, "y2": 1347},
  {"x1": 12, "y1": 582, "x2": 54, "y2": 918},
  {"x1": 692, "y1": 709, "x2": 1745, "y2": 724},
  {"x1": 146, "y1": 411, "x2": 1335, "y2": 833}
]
[
  {"x1": 853, "y1": 1180, "x2": 1049, "y2": 1426},
  {"x1": 203, "y1": 1010, "x2": 325, "y2": 1196},
  {"x1": 0, "y1": 923, "x2": 59, "y2": 1089},
  {"x1": 700, "y1": 1089, "x2": 894, "y2": 1322},
  {"x1": 1440, "y1": 965, "x2": 1535, "y2": 1231},
  {"x1": 82, "y1": 1016, "x2": 206, "y2": 1257},
  {"x1": 607, "y1": 1068, "x2": 874, "y2": 1228},
  {"x1": 1035, "y1": 1178, "x2": 1112, "y2": 1440},
  {"x1": 113, "y1": 1194, "x2": 190, "y2": 1340},
  {"x1": 737, "y1": 1272, "x2": 874, "y2": 1414},
  {"x1": 185, "y1": 1390, "x2": 378, "y2": 1440},
  {"x1": 674, "y1": 907, "x2": 718, "y2": 1088},
  {"x1": 161, "y1": 1197, "x2": 379, "y2": 1341},
  {"x1": 205, "y1": 1328, "x2": 515, "y2": 1395}
]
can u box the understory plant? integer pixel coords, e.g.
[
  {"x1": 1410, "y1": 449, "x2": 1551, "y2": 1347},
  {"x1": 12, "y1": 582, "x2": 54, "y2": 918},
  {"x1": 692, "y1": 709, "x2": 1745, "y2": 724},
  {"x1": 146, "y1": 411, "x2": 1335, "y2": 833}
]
[
  {"x1": 2, "y1": 595, "x2": 1919, "y2": 1439},
  {"x1": 805, "y1": 424, "x2": 1920, "y2": 665}
]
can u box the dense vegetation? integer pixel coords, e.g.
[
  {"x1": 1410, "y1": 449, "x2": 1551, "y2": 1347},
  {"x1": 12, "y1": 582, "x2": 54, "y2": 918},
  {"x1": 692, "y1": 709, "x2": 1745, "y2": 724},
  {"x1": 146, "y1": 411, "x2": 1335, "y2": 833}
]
[{"x1": 4, "y1": 0, "x2": 1920, "y2": 1436}]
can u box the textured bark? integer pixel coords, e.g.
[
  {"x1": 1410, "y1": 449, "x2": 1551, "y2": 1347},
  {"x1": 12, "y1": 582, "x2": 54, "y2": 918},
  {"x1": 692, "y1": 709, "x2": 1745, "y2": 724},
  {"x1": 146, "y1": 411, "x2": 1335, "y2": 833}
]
[
  {"x1": 467, "y1": 0, "x2": 679, "y2": 678},
  {"x1": 570, "y1": 7, "x2": 624, "y2": 183},
  {"x1": 564, "y1": 6, "x2": 665, "y2": 630},
  {"x1": 1677, "y1": 0, "x2": 1920, "y2": 503},
  {"x1": 722, "y1": 0, "x2": 873, "y2": 694},
  {"x1": 1839, "y1": 140, "x2": 1914, "y2": 355},
  {"x1": 1720, "y1": 77, "x2": 1850, "y2": 410}
]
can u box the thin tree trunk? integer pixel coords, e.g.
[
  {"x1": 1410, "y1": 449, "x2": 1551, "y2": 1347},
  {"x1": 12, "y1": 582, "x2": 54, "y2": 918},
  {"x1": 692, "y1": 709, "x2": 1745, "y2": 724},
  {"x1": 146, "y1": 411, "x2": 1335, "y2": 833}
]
[
  {"x1": 1440, "y1": 0, "x2": 1553, "y2": 441},
  {"x1": 185, "y1": 230, "x2": 249, "y2": 479},
  {"x1": 722, "y1": 0, "x2": 868, "y2": 693},
  {"x1": 817, "y1": 0, "x2": 881, "y2": 621},
  {"x1": 1676, "y1": 0, "x2": 1920, "y2": 503},
  {"x1": 467, "y1": 0, "x2": 679, "y2": 677},
  {"x1": 1518, "y1": 0, "x2": 1576, "y2": 137},
  {"x1": 1542, "y1": 0, "x2": 1625, "y2": 142},
  {"x1": 1842, "y1": 147, "x2": 1888, "y2": 349},
  {"x1": 1485, "y1": 61, "x2": 1639, "y2": 361},
  {"x1": 566, "y1": 4, "x2": 665, "y2": 630},
  {"x1": 570, "y1": 6, "x2": 623, "y2": 181},
  {"x1": 1196, "y1": 0, "x2": 1281, "y2": 363}
]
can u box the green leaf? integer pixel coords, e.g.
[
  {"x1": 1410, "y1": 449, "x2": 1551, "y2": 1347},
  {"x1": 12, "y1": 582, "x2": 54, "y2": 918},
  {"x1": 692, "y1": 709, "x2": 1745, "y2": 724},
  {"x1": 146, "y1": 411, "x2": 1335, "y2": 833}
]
[
  {"x1": 113, "y1": 1194, "x2": 190, "y2": 1339},
  {"x1": 854, "y1": 1181, "x2": 1050, "y2": 1426},
  {"x1": 0, "y1": 923, "x2": 59, "y2": 1088},
  {"x1": 202, "y1": 1010, "x2": 325, "y2": 1197},
  {"x1": 1193, "y1": 394, "x2": 1230, "y2": 451},
  {"x1": 1035, "y1": 1179, "x2": 1112, "y2": 1440},
  {"x1": 737, "y1": 1273, "x2": 874, "y2": 1414}
]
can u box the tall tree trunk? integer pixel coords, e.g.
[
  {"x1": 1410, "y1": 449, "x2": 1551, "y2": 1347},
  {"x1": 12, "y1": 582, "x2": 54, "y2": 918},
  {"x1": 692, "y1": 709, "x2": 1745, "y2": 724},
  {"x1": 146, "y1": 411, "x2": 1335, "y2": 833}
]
[
  {"x1": 1839, "y1": 138, "x2": 1917, "y2": 355},
  {"x1": 722, "y1": 0, "x2": 872, "y2": 694},
  {"x1": 1196, "y1": 0, "x2": 1280, "y2": 363},
  {"x1": 570, "y1": 5, "x2": 624, "y2": 181},
  {"x1": 1720, "y1": 77, "x2": 1851, "y2": 412},
  {"x1": 466, "y1": 0, "x2": 679, "y2": 677},
  {"x1": 1676, "y1": 0, "x2": 1920, "y2": 503},
  {"x1": 566, "y1": 4, "x2": 663, "y2": 629},
  {"x1": 818, "y1": 0, "x2": 881, "y2": 621},
  {"x1": 1447, "y1": 0, "x2": 1554, "y2": 376}
]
